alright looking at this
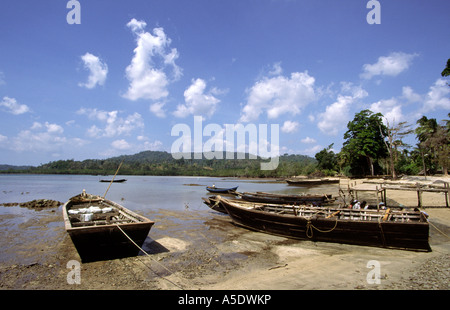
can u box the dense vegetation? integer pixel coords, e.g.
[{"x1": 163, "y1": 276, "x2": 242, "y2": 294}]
[{"x1": 0, "y1": 151, "x2": 317, "y2": 178}]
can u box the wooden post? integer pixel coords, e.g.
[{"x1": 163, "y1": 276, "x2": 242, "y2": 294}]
[
  {"x1": 416, "y1": 183, "x2": 422, "y2": 208},
  {"x1": 445, "y1": 182, "x2": 449, "y2": 208}
]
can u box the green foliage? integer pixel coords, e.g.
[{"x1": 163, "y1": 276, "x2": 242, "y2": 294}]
[
  {"x1": 341, "y1": 109, "x2": 388, "y2": 176},
  {"x1": 2, "y1": 151, "x2": 318, "y2": 178}
]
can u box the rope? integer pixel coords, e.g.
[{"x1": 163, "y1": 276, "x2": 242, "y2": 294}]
[
  {"x1": 305, "y1": 216, "x2": 338, "y2": 239},
  {"x1": 115, "y1": 224, "x2": 186, "y2": 290},
  {"x1": 427, "y1": 219, "x2": 450, "y2": 239}
]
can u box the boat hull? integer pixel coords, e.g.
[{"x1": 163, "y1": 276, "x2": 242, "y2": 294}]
[
  {"x1": 63, "y1": 193, "x2": 154, "y2": 262},
  {"x1": 220, "y1": 198, "x2": 431, "y2": 252},
  {"x1": 286, "y1": 178, "x2": 339, "y2": 186},
  {"x1": 206, "y1": 186, "x2": 238, "y2": 193}
]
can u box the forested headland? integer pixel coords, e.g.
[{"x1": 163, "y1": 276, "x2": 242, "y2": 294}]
[{"x1": 0, "y1": 152, "x2": 317, "y2": 178}]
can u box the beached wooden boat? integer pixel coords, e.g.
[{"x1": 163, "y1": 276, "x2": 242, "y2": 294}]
[
  {"x1": 202, "y1": 196, "x2": 228, "y2": 214},
  {"x1": 286, "y1": 178, "x2": 339, "y2": 186},
  {"x1": 62, "y1": 191, "x2": 154, "y2": 262},
  {"x1": 216, "y1": 196, "x2": 431, "y2": 252},
  {"x1": 206, "y1": 186, "x2": 238, "y2": 193},
  {"x1": 239, "y1": 191, "x2": 335, "y2": 205},
  {"x1": 99, "y1": 178, "x2": 127, "y2": 183}
]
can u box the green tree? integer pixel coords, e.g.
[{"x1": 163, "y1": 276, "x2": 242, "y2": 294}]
[
  {"x1": 341, "y1": 110, "x2": 388, "y2": 176},
  {"x1": 315, "y1": 144, "x2": 337, "y2": 172},
  {"x1": 415, "y1": 115, "x2": 449, "y2": 175},
  {"x1": 441, "y1": 58, "x2": 450, "y2": 78},
  {"x1": 380, "y1": 120, "x2": 413, "y2": 179}
]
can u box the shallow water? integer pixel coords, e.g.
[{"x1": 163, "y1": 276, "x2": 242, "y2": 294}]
[{"x1": 0, "y1": 174, "x2": 308, "y2": 213}]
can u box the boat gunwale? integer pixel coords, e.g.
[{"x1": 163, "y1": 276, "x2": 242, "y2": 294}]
[{"x1": 62, "y1": 194, "x2": 154, "y2": 232}]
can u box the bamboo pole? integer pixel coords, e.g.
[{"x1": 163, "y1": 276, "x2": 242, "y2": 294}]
[{"x1": 103, "y1": 160, "x2": 124, "y2": 199}]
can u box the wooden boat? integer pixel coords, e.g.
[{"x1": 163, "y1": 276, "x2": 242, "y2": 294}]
[
  {"x1": 216, "y1": 196, "x2": 431, "y2": 252},
  {"x1": 62, "y1": 191, "x2": 154, "y2": 262},
  {"x1": 206, "y1": 186, "x2": 238, "y2": 193},
  {"x1": 99, "y1": 178, "x2": 127, "y2": 183},
  {"x1": 239, "y1": 191, "x2": 335, "y2": 205},
  {"x1": 286, "y1": 178, "x2": 339, "y2": 186},
  {"x1": 202, "y1": 196, "x2": 228, "y2": 214}
]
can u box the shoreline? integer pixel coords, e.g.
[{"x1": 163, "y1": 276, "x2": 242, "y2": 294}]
[{"x1": 0, "y1": 176, "x2": 449, "y2": 290}]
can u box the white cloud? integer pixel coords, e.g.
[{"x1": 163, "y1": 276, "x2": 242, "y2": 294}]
[
  {"x1": 0, "y1": 96, "x2": 30, "y2": 115},
  {"x1": 111, "y1": 137, "x2": 163, "y2": 153},
  {"x1": 301, "y1": 137, "x2": 316, "y2": 144},
  {"x1": 240, "y1": 69, "x2": 316, "y2": 122},
  {"x1": 281, "y1": 120, "x2": 299, "y2": 133},
  {"x1": 111, "y1": 139, "x2": 132, "y2": 150},
  {"x1": 78, "y1": 53, "x2": 108, "y2": 89},
  {"x1": 422, "y1": 78, "x2": 450, "y2": 112},
  {"x1": 77, "y1": 108, "x2": 144, "y2": 138},
  {"x1": 150, "y1": 102, "x2": 166, "y2": 118},
  {"x1": 6, "y1": 121, "x2": 69, "y2": 153},
  {"x1": 123, "y1": 18, "x2": 182, "y2": 101},
  {"x1": 370, "y1": 98, "x2": 404, "y2": 125},
  {"x1": 402, "y1": 86, "x2": 422, "y2": 103},
  {"x1": 360, "y1": 52, "x2": 418, "y2": 79},
  {"x1": 174, "y1": 78, "x2": 220, "y2": 119},
  {"x1": 317, "y1": 83, "x2": 368, "y2": 136}
]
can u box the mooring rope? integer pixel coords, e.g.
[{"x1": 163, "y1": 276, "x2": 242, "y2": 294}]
[
  {"x1": 426, "y1": 219, "x2": 450, "y2": 239},
  {"x1": 305, "y1": 216, "x2": 339, "y2": 239},
  {"x1": 115, "y1": 224, "x2": 186, "y2": 290}
]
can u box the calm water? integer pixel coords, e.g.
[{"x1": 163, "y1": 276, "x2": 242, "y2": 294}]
[{"x1": 0, "y1": 174, "x2": 309, "y2": 214}]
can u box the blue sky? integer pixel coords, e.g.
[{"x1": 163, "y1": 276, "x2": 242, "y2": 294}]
[{"x1": 0, "y1": 0, "x2": 449, "y2": 165}]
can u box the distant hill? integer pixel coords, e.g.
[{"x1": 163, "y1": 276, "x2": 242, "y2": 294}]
[
  {"x1": 0, "y1": 151, "x2": 317, "y2": 177},
  {"x1": 0, "y1": 164, "x2": 34, "y2": 171}
]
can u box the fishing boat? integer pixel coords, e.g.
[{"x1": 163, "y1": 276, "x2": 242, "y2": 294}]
[
  {"x1": 99, "y1": 178, "x2": 127, "y2": 183},
  {"x1": 202, "y1": 196, "x2": 228, "y2": 214},
  {"x1": 62, "y1": 191, "x2": 154, "y2": 262},
  {"x1": 216, "y1": 196, "x2": 431, "y2": 252},
  {"x1": 206, "y1": 186, "x2": 238, "y2": 193},
  {"x1": 239, "y1": 191, "x2": 335, "y2": 205},
  {"x1": 286, "y1": 178, "x2": 339, "y2": 186}
]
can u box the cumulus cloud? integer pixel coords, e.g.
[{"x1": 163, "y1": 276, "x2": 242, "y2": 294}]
[
  {"x1": 123, "y1": 18, "x2": 182, "y2": 101},
  {"x1": 422, "y1": 78, "x2": 450, "y2": 112},
  {"x1": 150, "y1": 102, "x2": 166, "y2": 118},
  {"x1": 240, "y1": 68, "x2": 316, "y2": 122},
  {"x1": 317, "y1": 83, "x2": 368, "y2": 136},
  {"x1": 6, "y1": 121, "x2": 71, "y2": 153},
  {"x1": 0, "y1": 96, "x2": 30, "y2": 115},
  {"x1": 281, "y1": 120, "x2": 299, "y2": 133},
  {"x1": 301, "y1": 136, "x2": 316, "y2": 144},
  {"x1": 174, "y1": 78, "x2": 220, "y2": 119},
  {"x1": 370, "y1": 98, "x2": 404, "y2": 125},
  {"x1": 78, "y1": 53, "x2": 108, "y2": 89},
  {"x1": 111, "y1": 139, "x2": 132, "y2": 150},
  {"x1": 360, "y1": 52, "x2": 418, "y2": 79},
  {"x1": 77, "y1": 108, "x2": 144, "y2": 138}
]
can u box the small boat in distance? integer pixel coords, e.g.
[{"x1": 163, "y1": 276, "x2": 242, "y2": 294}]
[
  {"x1": 286, "y1": 178, "x2": 339, "y2": 186},
  {"x1": 62, "y1": 191, "x2": 154, "y2": 262},
  {"x1": 206, "y1": 185, "x2": 238, "y2": 193},
  {"x1": 99, "y1": 179, "x2": 127, "y2": 183}
]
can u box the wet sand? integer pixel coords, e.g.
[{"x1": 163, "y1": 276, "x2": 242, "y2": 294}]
[{"x1": 0, "y1": 177, "x2": 449, "y2": 290}]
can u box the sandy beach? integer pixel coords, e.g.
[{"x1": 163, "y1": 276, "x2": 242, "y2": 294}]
[{"x1": 0, "y1": 176, "x2": 449, "y2": 291}]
